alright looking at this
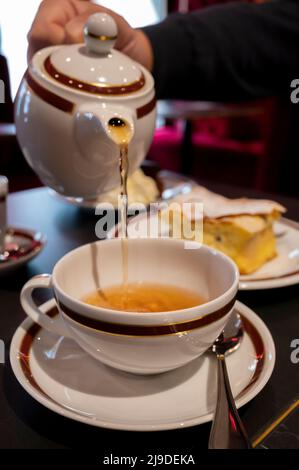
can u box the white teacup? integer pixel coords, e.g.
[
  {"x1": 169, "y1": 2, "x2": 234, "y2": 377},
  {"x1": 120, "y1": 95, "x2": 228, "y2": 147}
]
[{"x1": 20, "y1": 238, "x2": 239, "y2": 374}]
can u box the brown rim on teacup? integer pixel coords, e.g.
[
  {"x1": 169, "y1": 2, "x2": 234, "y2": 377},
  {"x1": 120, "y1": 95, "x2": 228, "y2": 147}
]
[{"x1": 56, "y1": 296, "x2": 236, "y2": 337}]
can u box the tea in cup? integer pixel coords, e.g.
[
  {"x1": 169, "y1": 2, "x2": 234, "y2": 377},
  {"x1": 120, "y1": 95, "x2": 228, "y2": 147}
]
[{"x1": 20, "y1": 238, "x2": 239, "y2": 374}]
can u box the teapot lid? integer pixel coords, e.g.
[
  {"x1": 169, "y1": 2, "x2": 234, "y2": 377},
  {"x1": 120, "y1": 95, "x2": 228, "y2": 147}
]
[{"x1": 41, "y1": 13, "x2": 146, "y2": 96}]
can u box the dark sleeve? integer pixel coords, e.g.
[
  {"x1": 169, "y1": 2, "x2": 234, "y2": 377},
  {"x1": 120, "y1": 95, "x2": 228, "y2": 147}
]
[{"x1": 142, "y1": 0, "x2": 299, "y2": 101}]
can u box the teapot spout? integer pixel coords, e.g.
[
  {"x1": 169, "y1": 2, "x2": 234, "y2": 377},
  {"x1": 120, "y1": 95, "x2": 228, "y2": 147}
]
[
  {"x1": 74, "y1": 103, "x2": 136, "y2": 194},
  {"x1": 102, "y1": 109, "x2": 135, "y2": 146},
  {"x1": 76, "y1": 103, "x2": 135, "y2": 145}
]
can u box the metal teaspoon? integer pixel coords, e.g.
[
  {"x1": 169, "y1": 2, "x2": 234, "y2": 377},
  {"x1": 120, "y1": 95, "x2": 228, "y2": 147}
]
[{"x1": 208, "y1": 312, "x2": 253, "y2": 449}]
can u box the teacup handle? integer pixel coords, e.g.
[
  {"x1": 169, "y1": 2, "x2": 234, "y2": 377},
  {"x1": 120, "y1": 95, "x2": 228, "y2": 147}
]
[{"x1": 20, "y1": 274, "x2": 71, "y2": 337}]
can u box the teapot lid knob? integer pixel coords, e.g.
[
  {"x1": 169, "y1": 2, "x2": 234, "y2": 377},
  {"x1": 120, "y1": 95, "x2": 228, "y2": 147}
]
[{"x1": 84, "y1": 13, "x2": 117, "y2": 55}]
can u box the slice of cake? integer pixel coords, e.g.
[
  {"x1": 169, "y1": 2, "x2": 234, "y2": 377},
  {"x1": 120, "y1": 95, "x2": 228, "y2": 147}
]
[
  {"x1": 203, "y1": 214, "x2": 279, "y2": 274},
  {"x1": 160, "y1": 186, "x2": 286, "y2": 274}
]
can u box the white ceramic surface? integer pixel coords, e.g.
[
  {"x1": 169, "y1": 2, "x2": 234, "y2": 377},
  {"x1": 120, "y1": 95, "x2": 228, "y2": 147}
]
[
  {"x1": 10, "y1": 299, "x2": 275, "y2": 431},
  {"x1": 15, "y1": 13, "x2": 156, "y2": 198},
  {"x1": 20, "y1": 238, "x2": 239, "y2": 375}
]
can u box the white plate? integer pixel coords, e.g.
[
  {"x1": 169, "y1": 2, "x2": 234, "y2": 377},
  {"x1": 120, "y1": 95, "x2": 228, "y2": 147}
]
[
  {"x1": 10, "y1": 299, "x2": 275, "y2": 431},
  {"x1": 108, "y1": 216, "x2": 299, "y2": 291},
  {"x1": 239, "y1": 218, "x2": 299, "y2": 290},
  {"x1": 0, "y1": 227, "x2": 46, "y2": 274}
]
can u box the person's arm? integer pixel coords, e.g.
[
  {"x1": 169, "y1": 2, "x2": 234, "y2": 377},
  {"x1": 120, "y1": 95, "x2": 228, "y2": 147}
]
[
  {"x1": 28, "y1": 1, "x2": 299, "y2": 101},
  {"x1": 143, "y1": 0, "x2": 299, "y2": 101},
  {"x1": 27, "y1": 0, "x2": 153, "y2": 69}
]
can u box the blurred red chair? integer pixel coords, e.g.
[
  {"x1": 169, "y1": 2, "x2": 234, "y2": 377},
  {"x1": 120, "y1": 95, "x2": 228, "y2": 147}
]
[{"x1": 148, "y1": 0, "x2": 289, "y2": 191}]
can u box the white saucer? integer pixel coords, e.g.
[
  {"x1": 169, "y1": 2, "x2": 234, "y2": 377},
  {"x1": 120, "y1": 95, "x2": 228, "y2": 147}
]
[
  {"x1": 10, "y1": 299, "x2": 275, "y2": 431},
  {"x1": 0, "y1": 227, "x2": 46, "y2": 273},
  {"x1": 108, "y1": 217, "x2": 299, "y2": 291}
]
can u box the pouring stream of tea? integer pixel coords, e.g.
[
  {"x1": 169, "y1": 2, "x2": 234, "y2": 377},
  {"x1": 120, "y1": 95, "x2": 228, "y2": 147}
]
[
  {"x1": 87, "y1": 118, "x2": 205, "y2": 313},
  {"x1": 107, "y1": 117, "x2": 133, "y2": 307}
]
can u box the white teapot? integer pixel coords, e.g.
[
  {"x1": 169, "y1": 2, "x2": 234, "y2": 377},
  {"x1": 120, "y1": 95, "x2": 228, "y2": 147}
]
[{"x1": 15, "y1": 13, "x2": 156, "y2": 198}]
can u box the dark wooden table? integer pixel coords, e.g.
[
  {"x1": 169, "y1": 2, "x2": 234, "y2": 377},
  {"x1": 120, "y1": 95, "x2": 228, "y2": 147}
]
[{"x1": 1, "y1": 184, "x2": 299, "y2": 450}]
